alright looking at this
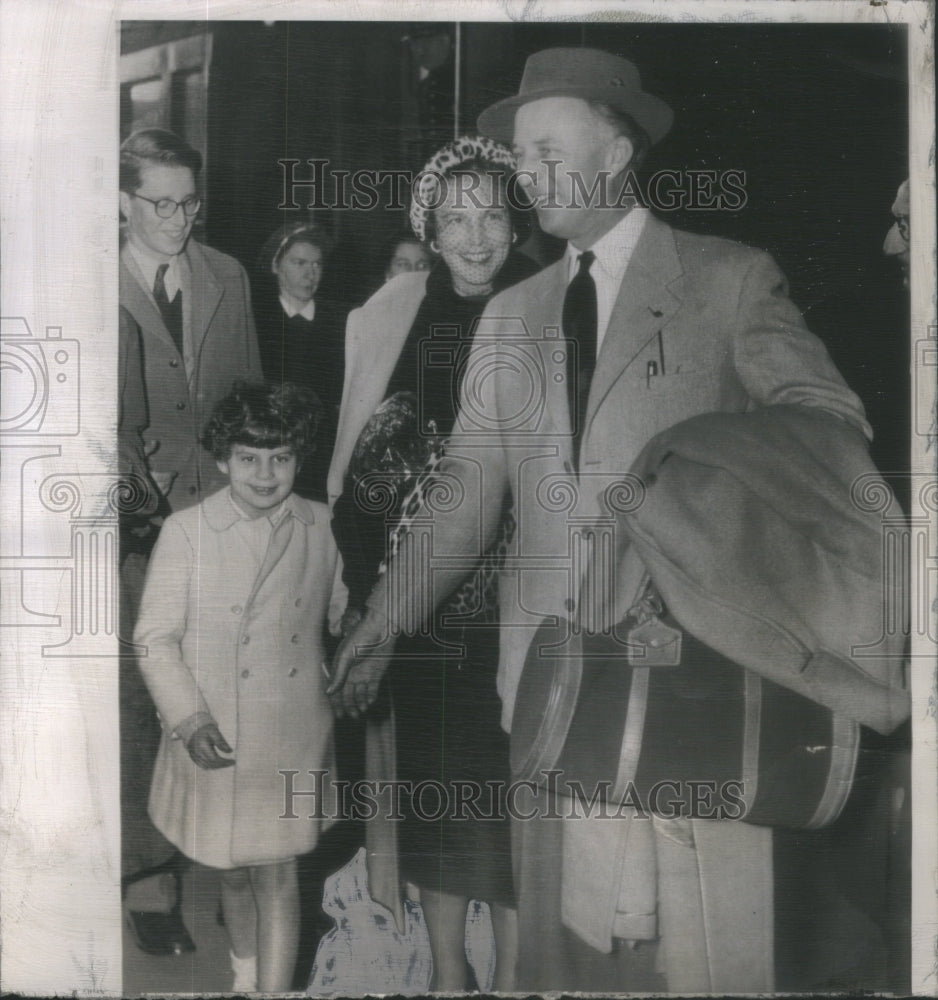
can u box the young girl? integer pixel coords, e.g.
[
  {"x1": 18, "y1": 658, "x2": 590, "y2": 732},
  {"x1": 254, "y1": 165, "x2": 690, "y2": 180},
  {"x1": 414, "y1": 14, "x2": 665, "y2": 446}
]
[{"x1": 134, "y1": 381, "x2": 340, "y2": 992}]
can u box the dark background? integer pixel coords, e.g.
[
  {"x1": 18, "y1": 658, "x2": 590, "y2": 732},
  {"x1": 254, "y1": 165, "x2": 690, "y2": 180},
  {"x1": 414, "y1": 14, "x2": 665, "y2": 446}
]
[{"x1": 121, "y1": 19, "x2": 910, "y2": 492}]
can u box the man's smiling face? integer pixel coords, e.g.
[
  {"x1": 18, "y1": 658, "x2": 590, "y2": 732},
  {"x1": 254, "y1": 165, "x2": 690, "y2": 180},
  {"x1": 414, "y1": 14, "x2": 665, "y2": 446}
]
[{"x1": 119, "y1": 163, "x2": 197, "y2": 261}]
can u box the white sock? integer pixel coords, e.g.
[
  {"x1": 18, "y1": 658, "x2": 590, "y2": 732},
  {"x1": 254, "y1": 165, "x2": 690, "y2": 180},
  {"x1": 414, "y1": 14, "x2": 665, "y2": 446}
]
[{"x1": 230, "y1": 950, "x2": 257, "y2": 992}]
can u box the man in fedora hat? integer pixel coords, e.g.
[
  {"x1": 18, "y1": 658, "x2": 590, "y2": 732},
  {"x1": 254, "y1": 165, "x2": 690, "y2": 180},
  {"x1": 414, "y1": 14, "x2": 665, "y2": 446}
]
[{"x1": 330, "y1": 47, "x2": 873, "y2": 991}]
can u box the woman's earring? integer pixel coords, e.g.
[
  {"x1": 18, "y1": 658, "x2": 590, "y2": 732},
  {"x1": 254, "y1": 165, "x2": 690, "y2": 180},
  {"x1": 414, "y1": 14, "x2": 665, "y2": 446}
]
[
  {"x1": 430, "y1": 241, "x2": 440, "y2": 254},
  {"x1": 511, "y1": 232, "x2": 518, "y2": 244}
]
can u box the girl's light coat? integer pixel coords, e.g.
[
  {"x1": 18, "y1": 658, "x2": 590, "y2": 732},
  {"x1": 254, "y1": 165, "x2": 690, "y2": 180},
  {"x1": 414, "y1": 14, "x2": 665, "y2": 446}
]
[{"x1": 134, "y1": 488, "x2": 339, "y2": 868}]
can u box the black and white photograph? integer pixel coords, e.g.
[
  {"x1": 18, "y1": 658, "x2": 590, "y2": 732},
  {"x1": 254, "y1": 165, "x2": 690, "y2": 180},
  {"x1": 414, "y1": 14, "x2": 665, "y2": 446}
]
[{"x1": 0, "y1": 1, "x2": 935, "y2": 995}]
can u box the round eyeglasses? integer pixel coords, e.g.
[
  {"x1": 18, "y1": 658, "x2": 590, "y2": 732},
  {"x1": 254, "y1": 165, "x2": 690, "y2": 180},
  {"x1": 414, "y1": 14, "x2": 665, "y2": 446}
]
[{"x1": 131, "y1": 192, "x2": 202, "y2": 219}]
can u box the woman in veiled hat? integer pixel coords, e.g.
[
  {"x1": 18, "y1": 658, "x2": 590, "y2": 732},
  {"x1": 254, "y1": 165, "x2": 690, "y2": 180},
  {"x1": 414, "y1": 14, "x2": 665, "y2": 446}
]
[{"x1": 327, "y1": 135, "x2": 538, "y2": 991}]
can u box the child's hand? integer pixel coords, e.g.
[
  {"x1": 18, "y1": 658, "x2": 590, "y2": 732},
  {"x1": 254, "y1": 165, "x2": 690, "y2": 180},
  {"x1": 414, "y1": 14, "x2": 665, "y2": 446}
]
[{"x1": 186, "y1": 723, "x2": 235, "y2": 769}]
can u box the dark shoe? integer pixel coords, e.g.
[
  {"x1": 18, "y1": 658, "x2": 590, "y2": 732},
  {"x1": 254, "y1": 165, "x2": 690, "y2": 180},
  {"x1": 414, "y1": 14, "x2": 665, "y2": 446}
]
[{"x1": 127, "y1": 907, "x2": 196, "y2": 956}]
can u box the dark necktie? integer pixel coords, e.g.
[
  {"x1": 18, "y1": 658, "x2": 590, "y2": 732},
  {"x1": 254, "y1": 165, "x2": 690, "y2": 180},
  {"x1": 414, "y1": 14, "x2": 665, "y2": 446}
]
[
  {"x1": 153, "y1": 262, "x2": 183, "y2": 357},
  {"x1": 562, "y1": 250, "x2": 597, "y2": 465}
]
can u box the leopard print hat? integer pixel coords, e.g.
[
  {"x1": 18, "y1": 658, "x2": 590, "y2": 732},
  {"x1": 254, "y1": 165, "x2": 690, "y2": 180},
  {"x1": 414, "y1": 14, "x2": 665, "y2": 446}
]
[{"x1": 409, "y1": 134, "x2": 517, "y2": 243}]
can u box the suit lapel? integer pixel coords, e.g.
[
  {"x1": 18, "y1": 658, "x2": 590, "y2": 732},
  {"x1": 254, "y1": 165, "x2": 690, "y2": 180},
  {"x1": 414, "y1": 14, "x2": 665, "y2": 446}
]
[
  {"x1": 585, "y1": 216, "x2": 684, "y2": 433},
  {"x1": 186, "y1": 241, "x2": 223, "y2": 359},
  {"x1": 119, "y1": 245, "x2": 179, "y2": 353}
]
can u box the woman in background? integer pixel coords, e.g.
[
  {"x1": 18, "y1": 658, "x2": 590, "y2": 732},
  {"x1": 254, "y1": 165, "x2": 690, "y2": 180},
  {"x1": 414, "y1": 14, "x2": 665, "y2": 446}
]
[
  {"x1": 254, "y1": 222, "x2": 345, "y2": 502},
  {"x1": 382, "y1": 230, "x2": 431, "y2": 283}
]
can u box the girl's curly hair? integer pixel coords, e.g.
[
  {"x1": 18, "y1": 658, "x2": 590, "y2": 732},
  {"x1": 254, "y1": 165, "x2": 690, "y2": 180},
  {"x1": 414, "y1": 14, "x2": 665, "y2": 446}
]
[{"x1": 201, "y1": 381, "x2": 322, "y2": 462}]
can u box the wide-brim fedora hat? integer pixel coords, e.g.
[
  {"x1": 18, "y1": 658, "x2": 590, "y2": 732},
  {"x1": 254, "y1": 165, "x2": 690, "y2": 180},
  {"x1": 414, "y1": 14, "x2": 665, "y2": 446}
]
[{"x1": 477, "y1": 47, "x2": 673, "y2": 146}]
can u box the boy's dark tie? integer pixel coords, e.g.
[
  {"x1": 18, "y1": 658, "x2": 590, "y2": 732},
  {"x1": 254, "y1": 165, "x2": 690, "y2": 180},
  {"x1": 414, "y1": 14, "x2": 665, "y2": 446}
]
[
  {"x1": 154, "y1": 263, "x2": 183, "y2": 357},
  {"x1": 562, "y1": 250, "x2": 597, "y2": 464}
]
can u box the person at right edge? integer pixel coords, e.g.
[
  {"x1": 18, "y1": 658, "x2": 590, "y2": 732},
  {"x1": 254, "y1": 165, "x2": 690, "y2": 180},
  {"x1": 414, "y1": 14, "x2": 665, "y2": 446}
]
[{"x1": 329, "y1": 48, "x2": 910, "y2": 993}]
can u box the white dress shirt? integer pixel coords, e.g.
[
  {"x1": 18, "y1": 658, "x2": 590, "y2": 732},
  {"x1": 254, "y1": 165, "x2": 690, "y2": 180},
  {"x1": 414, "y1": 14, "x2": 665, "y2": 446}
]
[
  {"x1": 127, "y1": 240, "x2": 182, "y2": 301},
  {"x1": 565, "y1": 207, "x2": 649, "y2": 354},
  {"x1": 279, "y1": 295, "x2": 316, "y2": 322}
]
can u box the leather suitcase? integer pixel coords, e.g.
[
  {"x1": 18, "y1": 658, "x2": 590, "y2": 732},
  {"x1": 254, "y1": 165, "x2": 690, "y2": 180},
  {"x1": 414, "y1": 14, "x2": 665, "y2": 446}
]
[{"x1": 511, "y1": 613, "x2": 859, "y2": 829}]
